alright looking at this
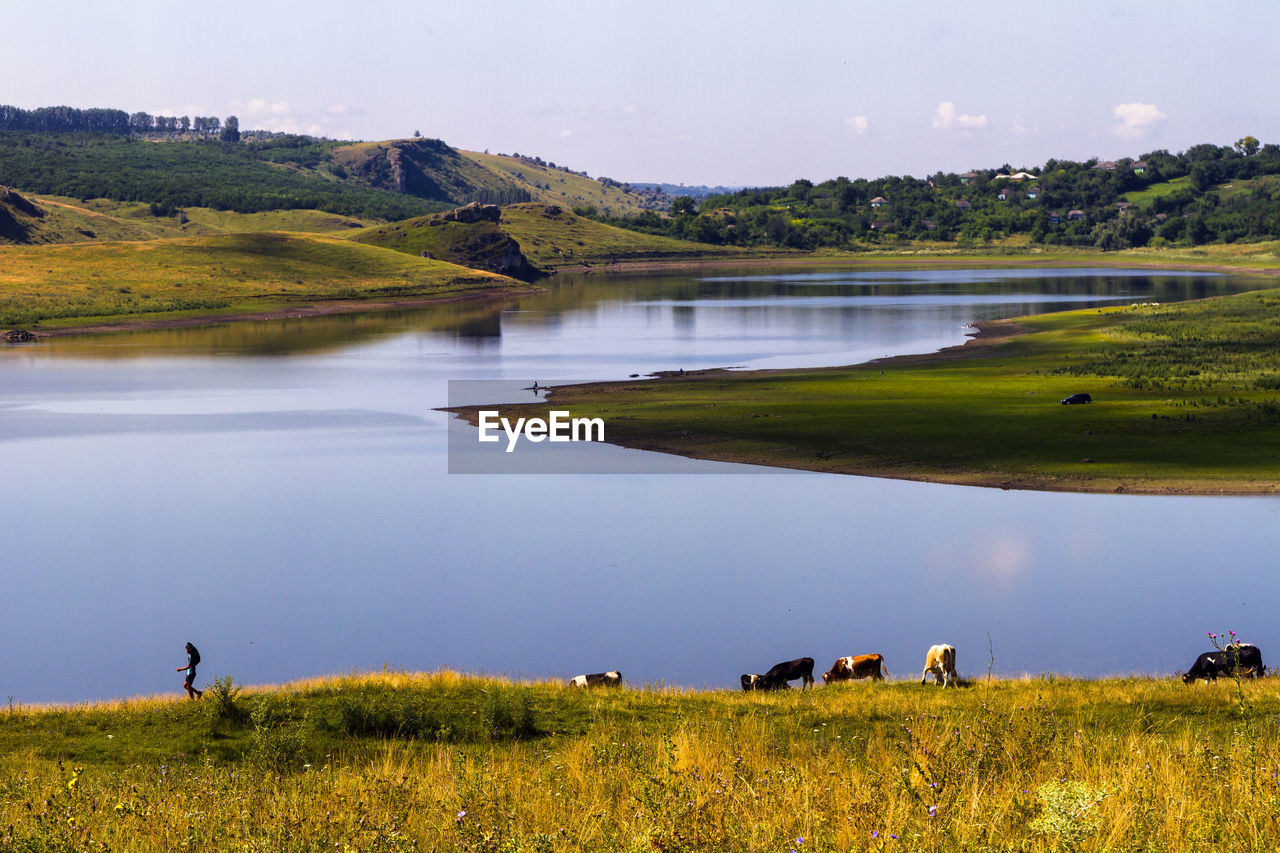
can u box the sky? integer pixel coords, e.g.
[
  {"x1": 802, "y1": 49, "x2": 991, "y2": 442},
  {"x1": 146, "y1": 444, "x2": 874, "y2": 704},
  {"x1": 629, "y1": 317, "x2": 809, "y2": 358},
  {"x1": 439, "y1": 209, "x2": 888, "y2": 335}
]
[{"x1": 6, "y1": 1, "x2": 1279, "y2": 187}]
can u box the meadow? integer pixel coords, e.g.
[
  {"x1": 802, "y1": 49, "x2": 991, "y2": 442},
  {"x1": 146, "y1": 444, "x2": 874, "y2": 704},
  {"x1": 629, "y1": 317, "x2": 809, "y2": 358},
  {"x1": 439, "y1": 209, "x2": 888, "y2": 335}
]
[{"x1": 3, "y1": 670, "x2": 1278, "y2": 851}]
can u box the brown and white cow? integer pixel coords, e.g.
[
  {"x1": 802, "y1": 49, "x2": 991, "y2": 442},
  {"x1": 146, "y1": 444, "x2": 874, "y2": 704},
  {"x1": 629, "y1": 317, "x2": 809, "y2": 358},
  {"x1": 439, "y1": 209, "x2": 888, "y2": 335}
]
[
  {"x1": 920, "y1": 644, "x2": 958, "y2": 687},
  {"x1": 822, "y1": 654, "x2": 887, "y2": 684},
  {"x1": 742, "y1": 657, "x2": 814, "y2": 691},
  {"x1": 569, "y1": 671, "x2": 622, "y2": 688}
]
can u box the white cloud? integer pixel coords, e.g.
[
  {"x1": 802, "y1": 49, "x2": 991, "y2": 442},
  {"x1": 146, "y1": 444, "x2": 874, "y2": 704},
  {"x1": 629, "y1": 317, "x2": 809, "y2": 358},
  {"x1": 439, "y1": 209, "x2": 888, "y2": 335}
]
[
  {"x1": 560, "y1": 128, "x2": 573, "y2": 140},
  {"x1": 586, "y1": 103, "x2": 641, "y2": 121},
  {"x1": 1112, "y1": 102, "x2": 1166, "y2": 139},
  {"x1": 242, "y1": 98, "x2": 291, "y2": 118},
  {"x1": 844, "y1": 115, "x2": 869, "y2": 136},
  {"x1": 225, "y1": 98, "x2": 364, "y2": 138},
  {"x1": 1011, "y1": 115, "x2": 1039, "y2": 136},
  {"x1": 932, "y1": 101, "x2": 988, "y2": 131}
]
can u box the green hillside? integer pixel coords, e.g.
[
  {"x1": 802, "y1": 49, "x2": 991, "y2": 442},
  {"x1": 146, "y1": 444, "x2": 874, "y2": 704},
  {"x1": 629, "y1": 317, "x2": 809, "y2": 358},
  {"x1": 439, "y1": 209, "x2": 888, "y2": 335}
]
[
  {"x1": 0, "y1": 189, "x2": 377, "y2": 245},
  {"x1": 462, "y1": 151, "x2": 664, "y2": 215},
  {"x1": 351, "y1": 202, "x2": 746, "y2": 275},
  {"x1": 0, "y1": 231, "x2": 518, "y2": 327},
  {"x1": 498, "y1": 202, "x2": 746, "y2": 267}
]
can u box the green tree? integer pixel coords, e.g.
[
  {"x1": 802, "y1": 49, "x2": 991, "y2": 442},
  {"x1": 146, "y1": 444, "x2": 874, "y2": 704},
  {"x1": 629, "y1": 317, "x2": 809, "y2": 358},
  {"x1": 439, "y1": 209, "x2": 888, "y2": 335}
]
[
  {"x1": 670, "y1": 195, "x2": 697, "y2": 216},
  {"x1": 1234, "y1": 135, "x2": 1261, "y2": 157},
  {"x1": 220, "y1": 115, "x2": 240, "y2": 143}
]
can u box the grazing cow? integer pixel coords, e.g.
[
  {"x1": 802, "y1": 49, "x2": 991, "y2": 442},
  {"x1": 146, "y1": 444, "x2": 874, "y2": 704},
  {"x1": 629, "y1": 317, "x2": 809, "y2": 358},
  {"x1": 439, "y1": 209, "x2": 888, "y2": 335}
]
[
  {"x1": 920, "y1": 644, "x2": 958, "y2": 687},
  {"x1": 1183, "y1": 644, "x2": 1264, "y2": 684},
  {"x1": 569, "y1": 671, "x2": 622, "y2": 688},
  {"x1": 740, "y1": 673, "x2": 789, "y2": 692},
  {"x1": 742, "y1": 657, "x2": 814, "y2": 691},
  {"x1": 822, "y1": 654, "x2": 888, "y2": 684}
]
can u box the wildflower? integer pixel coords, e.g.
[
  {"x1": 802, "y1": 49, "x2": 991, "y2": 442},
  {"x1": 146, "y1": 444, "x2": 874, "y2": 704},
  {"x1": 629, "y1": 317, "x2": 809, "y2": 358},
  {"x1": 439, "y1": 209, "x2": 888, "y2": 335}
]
[
  {"x1": 455, "y1": 810, "x2": 466, "y2": 823},
  {"x1": 797, "y1": 838, "x2": 804, "y2": 846},
  {"x1": 928, "y1": 805, "x2": 937, "y2": 818},
  {"x1": 871, "y1": 831, "x2": 879, "y2": 839}
]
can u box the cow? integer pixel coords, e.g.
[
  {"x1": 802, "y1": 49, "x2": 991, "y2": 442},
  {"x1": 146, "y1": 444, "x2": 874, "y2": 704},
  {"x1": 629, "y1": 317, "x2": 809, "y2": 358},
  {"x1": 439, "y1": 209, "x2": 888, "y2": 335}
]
[
  {"x1": 920, "y1": 644, "x2": 958, "y2": 687},
  {"x1": 1183, "y1": 644, "x2": 1264, "y2": 684},
  {"x1": 569, "y1": 671, "x2": 622, "y2": 688},
  {"x1": 822, "y1": 654, "x2": 888, "y2": 684},
  {"x1": 742, "y1": 657, "x2": 814, "y2": 691},
  {"x1": 740, "y1": 673, "x2": 789, "y2": 691}
]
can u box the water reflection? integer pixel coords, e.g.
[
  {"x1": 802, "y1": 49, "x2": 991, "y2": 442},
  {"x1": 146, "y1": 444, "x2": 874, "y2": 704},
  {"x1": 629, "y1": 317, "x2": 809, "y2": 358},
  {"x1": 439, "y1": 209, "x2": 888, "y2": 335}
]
[{"x1": 1, "y1": 267, "x2": 1277, "y2": 703}]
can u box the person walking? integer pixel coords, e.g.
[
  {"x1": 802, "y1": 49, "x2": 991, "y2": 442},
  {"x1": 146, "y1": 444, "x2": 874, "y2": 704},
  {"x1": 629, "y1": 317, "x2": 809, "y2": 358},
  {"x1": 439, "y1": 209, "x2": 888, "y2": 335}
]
[{"x1": 177, "y1": 642, "x2": 202, "y2": 699}]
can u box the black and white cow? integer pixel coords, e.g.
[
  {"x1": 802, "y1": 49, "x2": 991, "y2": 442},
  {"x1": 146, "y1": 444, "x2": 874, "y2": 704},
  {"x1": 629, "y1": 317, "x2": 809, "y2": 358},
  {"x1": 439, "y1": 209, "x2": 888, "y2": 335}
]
[
  {"x1": 1183, "y1": 644, "x2": 1264, "y2": 684},
  {"x1": 741, "y1": 657, "x2": 814, "y2": 691},
  {"x1": 569, "y1": 671, "x2": 622, "y2": 688}
]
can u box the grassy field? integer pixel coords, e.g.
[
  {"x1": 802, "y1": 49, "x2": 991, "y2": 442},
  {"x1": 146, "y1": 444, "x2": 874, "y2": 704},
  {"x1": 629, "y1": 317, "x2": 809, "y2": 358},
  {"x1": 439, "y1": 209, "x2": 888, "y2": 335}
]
[
  {"x1": 0, "y1": 232, "x2": 519, "y2": 328},
  {"x1": 454, "y1": 285, "x2": 1280, "y2": 494},
  {"x1": 462, "y1": 152, "x2": 659, "y2": 216},
  {"x1": 9, "y1": 194, "x2": 378, "y2": 244},
  {"x1": 497, "y1": 202, "x2": 750, "y2": 269},
  {"x1": 4, "y1": 670, "x2": 1279, "y2": 851}
]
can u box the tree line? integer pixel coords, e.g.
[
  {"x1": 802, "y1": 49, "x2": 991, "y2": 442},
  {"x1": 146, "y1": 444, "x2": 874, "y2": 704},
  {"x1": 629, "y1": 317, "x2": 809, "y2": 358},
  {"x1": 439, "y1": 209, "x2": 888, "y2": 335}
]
[
  {"x1": 0, "y1": 105, "x2": 240, "y2": 142},
  {"x1": 591, "y1": 138, "x2": 1280, "y2": 251}
]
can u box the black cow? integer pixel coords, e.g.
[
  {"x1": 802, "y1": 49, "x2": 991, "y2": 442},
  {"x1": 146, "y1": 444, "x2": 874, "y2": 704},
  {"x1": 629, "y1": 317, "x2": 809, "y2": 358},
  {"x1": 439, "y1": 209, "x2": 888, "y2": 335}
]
[
  {"x1": 742, "y1": 657, "x2": 814, "y2": 691},
  {"x1": 740, "y1": 673, "x2": 789, "y2": 691},
  {"x1": 1183, "y1": 644, "x2": 1264, "y2": 684}
]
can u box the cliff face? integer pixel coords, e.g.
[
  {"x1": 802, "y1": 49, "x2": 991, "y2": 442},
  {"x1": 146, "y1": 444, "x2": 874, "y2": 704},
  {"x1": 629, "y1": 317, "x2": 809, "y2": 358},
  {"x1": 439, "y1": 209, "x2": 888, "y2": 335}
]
[{"x1": 0, "y1": 187, "x2": 46, "y2": 243}]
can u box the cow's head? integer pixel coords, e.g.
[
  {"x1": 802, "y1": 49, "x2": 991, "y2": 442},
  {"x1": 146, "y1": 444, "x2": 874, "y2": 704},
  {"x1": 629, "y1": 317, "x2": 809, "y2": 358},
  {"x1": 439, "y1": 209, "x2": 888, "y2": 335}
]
[
  {"x1": 740, "y1": 674, "x2": 760, "y2": 691},
  {"x1": 821, "y1": 670, "x2": 834, "y2": 685}
]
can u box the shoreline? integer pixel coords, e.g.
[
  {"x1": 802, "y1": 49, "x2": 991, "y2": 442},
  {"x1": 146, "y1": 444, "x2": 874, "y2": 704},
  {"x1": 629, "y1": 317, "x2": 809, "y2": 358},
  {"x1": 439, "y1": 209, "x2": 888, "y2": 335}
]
[
  {"x1": 4, "y1": 284, "x2": 541, "y2": 340},
  {"x1": 7, "y1": 248, "x2": 1277, "y2": 340},
  {"x1": 547, "y1": 248, "x2": 1280, "y2": 277},
  {"x1": 448, "y1": 309, "x2": 1280, "y2": 497}
]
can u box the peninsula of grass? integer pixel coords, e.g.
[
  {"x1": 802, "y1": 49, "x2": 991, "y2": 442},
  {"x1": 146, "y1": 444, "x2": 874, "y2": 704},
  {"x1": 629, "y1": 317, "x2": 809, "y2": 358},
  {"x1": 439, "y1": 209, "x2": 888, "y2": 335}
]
[
  {"x1": 452, "y1": 286, "x2": 1280, "y2": 494},
  {"x1": 0, "y1": 232, "x2": 524, "y2": 330},
  {"x1": 4, "y1": 670, "x2": 1280, "y2": 851}
]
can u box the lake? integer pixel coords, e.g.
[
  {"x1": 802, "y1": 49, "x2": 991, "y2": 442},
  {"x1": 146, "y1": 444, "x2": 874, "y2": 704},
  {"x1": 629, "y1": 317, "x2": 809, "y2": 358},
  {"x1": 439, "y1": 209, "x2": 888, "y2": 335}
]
[{"x1": 3, "y1": 266, "x2": 1277, "y2": 703}]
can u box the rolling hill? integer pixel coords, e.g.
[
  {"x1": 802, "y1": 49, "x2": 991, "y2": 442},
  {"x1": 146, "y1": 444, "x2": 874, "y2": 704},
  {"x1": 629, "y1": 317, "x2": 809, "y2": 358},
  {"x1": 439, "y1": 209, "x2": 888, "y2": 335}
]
[
  {"x1": 351, "y1": 202, "x2": 745, "y2": 274},
  {"x1": 460, "y1": 151, "x2": 665, "y2": 215}
]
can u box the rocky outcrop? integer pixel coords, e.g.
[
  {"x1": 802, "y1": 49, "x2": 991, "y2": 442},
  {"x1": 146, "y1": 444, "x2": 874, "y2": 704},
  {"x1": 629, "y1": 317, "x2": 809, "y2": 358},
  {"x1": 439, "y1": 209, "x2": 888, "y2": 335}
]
[
  {"x1": 445, "y1": 227, "x2": 539, "y2": 281},
  {"x1": 438, "y1": 202, "x2": 501, "y2": 224}
]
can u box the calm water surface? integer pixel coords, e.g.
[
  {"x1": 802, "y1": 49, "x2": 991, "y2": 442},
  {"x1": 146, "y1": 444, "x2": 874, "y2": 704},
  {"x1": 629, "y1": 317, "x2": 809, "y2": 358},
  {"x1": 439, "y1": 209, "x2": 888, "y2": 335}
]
[{"x1": 2, "y1": 267, "x2": 1277, "y2": 702}]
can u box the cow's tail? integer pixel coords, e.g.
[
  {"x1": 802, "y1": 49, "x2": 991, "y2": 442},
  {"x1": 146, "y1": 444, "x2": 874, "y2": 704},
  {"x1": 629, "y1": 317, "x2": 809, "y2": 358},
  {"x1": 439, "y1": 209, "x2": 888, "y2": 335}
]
[{"x1": 881, "y1": 660, "x2": 890, "y2": 677}]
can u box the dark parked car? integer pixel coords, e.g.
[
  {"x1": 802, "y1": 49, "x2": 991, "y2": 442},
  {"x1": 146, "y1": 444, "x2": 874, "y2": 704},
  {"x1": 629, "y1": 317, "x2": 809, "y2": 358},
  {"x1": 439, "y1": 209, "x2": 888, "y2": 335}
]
[{"x1": 1060, "y1": 393, "x2": 1092, "y2": 405}]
